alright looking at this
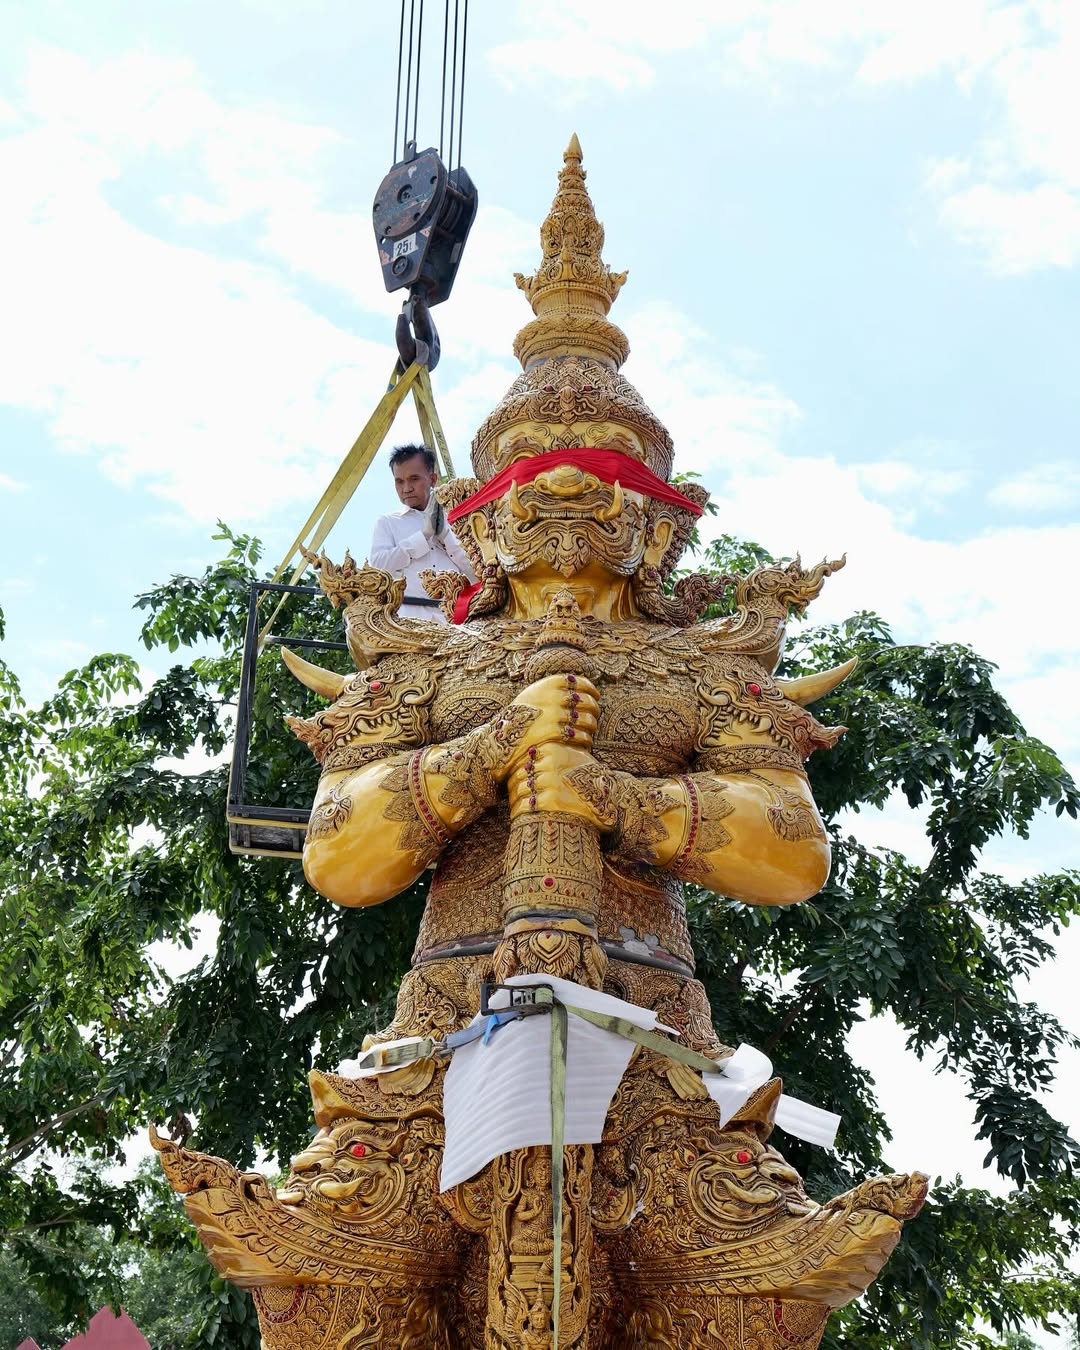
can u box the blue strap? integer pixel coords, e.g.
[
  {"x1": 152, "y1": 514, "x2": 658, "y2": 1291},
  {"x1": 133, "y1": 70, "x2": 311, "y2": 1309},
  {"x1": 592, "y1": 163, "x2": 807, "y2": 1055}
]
[{"x1": 444, "y1": 1009, "x2": 523, "y2": 1053}]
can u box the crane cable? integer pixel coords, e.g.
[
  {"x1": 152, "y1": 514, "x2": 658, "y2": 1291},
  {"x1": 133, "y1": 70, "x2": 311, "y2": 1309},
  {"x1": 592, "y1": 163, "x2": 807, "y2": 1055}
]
[{"x1": 395, "y1": 0, "x2": 468, "y2": 168}]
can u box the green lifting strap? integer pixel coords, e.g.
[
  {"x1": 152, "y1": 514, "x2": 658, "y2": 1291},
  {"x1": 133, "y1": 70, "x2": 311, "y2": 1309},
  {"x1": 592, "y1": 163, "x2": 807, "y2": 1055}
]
[
  {"x1": 562, "y1": 1004, "x2": 729, "y2": 1075},
  {"x1": 543, "y1": 996, "x2": 731, "y2": 1344},
  {"x1": 549, "y1": 1000, "x2": 569, "y2": 1346}
]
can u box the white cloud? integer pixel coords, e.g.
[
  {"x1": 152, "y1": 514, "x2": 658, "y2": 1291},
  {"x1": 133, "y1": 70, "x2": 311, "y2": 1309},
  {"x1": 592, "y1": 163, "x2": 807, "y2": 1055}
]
[
  {"x1": 934, "y1": 179, "x2": 1080, "y2": 273},
  {"x1": 622, "y1": 300, "x2": 803, "y2": 469},
  {"x1": 988, "y1": 460, "x2": 1080, "y2": 511},
  {"x1": 853, "y1": 459, "x2": 970, "y2": 503},
  {"x1": 1003, "y1": 667, "x2": 1080, "y2": 761},
  {"x1": 490, "y1": 0, "x2": 1031, "y2": 93},
  {"x1": 0, "y1": 473, "x2": 28, "y2": 491},
  {"x1": 920, "y1": 6, "x2": 1080, "y2": 271},
  {"x1": 487, "y1": 37, "x2": 655, "y2": 98}
]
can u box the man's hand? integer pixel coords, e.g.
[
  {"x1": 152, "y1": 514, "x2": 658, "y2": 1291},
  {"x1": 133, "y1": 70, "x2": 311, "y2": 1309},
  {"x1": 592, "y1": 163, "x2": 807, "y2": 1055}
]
[
  {"x1": 421, "y1": 495, "x2": 447, "y2": 542},
  {"x1": 420, "y1": 495, "x2": 438, "y2": 541}
]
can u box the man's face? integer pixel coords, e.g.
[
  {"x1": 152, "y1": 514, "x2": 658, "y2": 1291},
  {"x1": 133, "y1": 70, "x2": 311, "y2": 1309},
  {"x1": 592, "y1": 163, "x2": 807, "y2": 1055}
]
[{"x1": 392, "y1": 455, "x2": 438, "y2": 510}]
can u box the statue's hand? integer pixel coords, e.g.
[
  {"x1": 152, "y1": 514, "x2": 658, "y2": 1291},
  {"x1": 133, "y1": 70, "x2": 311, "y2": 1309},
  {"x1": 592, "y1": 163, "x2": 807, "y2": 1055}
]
[
  {"x1": 418, "y1": 675, "x2": 598, "y2": 828},
  {"x1": 506, "y1": 743, "x2": 613, "y2": 828},
  {"x1": 514, "y1": 755, "x2": 687, "y2": 865},
  {"x1": 499, "y1": 674, "x2": 600, "y2": 780}
]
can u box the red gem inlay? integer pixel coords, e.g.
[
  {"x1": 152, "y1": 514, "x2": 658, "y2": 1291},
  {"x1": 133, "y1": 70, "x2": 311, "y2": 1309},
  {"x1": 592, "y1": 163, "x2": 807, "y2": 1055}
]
[
  {"x1": 543, "y1": 876, "x2": 555, "y2": 888},
  {"x1": 369, "y1": 680, "x2": 383, "y2": 691},
  {"x1": 737, "y1": 1150, "x2": 752, "y2": 1164},
  {"x1": 748, "y1": 682, "x2": 762, "y2": 696},
  {"x1": 351, "y1": 1143, "x2": 367, "y2": 1157}
]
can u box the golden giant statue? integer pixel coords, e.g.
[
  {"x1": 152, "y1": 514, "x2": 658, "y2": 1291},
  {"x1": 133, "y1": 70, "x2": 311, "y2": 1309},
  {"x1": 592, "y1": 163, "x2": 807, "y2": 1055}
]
[{"x1": 155, "y1": 137, "x2": 927, "y2": 1348}]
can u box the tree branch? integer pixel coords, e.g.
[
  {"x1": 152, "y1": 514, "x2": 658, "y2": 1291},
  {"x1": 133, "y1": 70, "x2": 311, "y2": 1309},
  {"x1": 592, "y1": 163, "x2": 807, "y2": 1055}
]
[{"x1": 2, "y1": 1092, "x2": 107, "y2": 1166}]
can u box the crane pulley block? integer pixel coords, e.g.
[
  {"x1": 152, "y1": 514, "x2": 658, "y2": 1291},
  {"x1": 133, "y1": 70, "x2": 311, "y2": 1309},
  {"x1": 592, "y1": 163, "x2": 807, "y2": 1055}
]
[{"x1": 373, "y1": 145, "x2": 477, "y2": 306}]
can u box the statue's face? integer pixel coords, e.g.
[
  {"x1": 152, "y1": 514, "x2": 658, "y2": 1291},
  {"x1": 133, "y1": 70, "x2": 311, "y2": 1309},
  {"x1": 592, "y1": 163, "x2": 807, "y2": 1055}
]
[
  {"x1": 491, "y1": 465, "x2": 647, "y2": 579},
  {"x1": 473, "y1": 419, "x2": 652, "y2": 582}
]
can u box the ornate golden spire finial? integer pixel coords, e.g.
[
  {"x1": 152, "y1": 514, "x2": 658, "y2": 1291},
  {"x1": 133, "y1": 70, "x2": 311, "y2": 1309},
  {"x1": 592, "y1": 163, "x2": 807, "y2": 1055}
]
[{"x1": 512, "y1": 135, "x2": 630, "y2": 370}]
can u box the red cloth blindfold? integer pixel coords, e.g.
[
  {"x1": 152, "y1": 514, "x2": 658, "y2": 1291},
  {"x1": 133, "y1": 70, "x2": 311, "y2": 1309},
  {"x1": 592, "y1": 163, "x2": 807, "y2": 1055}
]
[
  {"x1": 445, "y1": 448, "x2": 703, "y2": 523},
  {"x1": 445, "y1": 448, "x2": 702, "y2": 623}
]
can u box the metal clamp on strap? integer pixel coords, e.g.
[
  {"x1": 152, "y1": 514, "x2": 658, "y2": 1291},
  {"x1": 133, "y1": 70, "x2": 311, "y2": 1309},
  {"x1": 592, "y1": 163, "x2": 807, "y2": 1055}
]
[
  {"x1": 345, "y1": 1036, "x2": 438, "y2": 1074},
  {"x1": 479, "y1": 981, "x2": 555, "y2": 1016},
  {"x1": 443, "y1": 984, "x2": 556, "y2": 1054}
]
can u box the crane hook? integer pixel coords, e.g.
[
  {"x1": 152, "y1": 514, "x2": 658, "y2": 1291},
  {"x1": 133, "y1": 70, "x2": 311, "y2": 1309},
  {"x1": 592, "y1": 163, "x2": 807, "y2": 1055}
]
[{"x1": 395, "y1": 287, "x2": 441, "y2": 373}]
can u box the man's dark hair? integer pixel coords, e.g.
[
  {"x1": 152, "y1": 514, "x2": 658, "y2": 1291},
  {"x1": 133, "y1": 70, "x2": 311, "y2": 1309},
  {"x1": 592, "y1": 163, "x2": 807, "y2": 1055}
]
[{"x1": 389, "y1": 443, "x2": 437, "y2": 473}]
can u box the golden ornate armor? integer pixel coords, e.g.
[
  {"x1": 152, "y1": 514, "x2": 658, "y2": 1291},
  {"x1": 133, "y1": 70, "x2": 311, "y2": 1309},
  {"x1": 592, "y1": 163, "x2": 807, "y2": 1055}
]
[{"x1": 155, "y1": 136, "x2": 926, "y2": 1347}]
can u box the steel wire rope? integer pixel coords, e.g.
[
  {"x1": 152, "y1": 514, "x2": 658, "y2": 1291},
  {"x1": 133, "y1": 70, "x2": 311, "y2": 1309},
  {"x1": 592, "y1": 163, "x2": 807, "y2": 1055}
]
[
  {"x1": 411, "y1": 0, "x2": 424, "y2": 148},
  {"x1": 402, "y1": 0, "x2": 416, "y2": 160},
  {"x1": 393, "y1": 0, "x2": 407, "y2": 159},
  {"x1": 439, "y1": 0, "x2": 449, "y2": 156},
  {"x1": 456, "y1": 0, "x2": 468, "y2": 171},
  {"x1": 447, "y1": 0, "x2": 459, "y2": 181}
]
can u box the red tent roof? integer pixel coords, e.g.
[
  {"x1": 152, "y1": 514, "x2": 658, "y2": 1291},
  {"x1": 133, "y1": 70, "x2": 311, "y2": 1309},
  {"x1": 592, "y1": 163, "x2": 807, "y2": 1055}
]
[{"x1": 61, "y1": 1307, "x2": 149, "y2": 1349}]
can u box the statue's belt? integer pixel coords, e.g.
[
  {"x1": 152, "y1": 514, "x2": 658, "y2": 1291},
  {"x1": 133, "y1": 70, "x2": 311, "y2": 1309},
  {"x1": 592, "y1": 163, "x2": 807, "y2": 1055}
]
[
  {"x1": 339, "y1": 978, "x2": 841, "y2": 1345},
  {"x1": 414, "y1": 931, "x2": 697, "y2": 978}
]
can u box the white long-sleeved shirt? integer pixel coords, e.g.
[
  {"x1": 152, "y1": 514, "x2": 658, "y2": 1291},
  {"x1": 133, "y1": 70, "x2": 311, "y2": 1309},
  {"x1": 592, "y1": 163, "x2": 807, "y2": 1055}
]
[{"x1": 369, "y1": 506, "x2": 475, "y2": 622}]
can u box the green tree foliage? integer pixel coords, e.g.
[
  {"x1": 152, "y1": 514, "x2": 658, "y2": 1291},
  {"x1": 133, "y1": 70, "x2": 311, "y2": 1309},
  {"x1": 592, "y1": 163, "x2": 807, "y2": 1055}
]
[
  {"x1": 1, "y1": 527, "x2": 1078, "y2": 1346},
  {"x1": 0, "y1": 1162, "x2": 214, "y2": 1348}
]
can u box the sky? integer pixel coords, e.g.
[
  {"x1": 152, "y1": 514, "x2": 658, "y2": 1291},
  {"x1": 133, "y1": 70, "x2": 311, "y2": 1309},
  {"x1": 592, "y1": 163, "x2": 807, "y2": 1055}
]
[{"x1": 1, "y1": 0, "x2": 1078, "y2": 1335}]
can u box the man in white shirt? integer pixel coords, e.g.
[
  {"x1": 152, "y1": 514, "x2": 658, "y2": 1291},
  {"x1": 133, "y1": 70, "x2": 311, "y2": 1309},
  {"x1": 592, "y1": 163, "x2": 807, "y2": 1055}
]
[{"x1": 369, "y1": 444, "x2": 475, "y2": 622}]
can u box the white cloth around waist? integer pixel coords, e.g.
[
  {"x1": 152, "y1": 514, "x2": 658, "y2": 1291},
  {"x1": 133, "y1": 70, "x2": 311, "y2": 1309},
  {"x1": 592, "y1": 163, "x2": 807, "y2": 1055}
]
[{"x1": 436, "y1": 976, "x2": 840, "y2": 1191}]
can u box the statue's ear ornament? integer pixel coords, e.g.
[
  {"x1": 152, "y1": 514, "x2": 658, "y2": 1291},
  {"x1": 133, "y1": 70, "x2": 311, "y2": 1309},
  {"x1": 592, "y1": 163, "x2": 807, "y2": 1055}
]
[
  {"x1": 434, "y1": 478, "x2": 485, "y2": 576},
  {"x1": 642, "y1": 482, "x2": 711, "y2": 582},
  {"x1": 693, "y1": 556, "x2": 848, "y2": 672}
]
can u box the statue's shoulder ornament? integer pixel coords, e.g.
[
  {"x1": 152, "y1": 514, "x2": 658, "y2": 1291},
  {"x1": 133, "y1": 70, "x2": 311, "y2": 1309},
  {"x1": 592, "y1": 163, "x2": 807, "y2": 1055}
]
[
  {"x1": 301, "y1": 546, "x2": 445, "y2": 667},
  {"x1": 689, "y1": 556, "x2": 846, "y2": 670},
  {"x1": 281, "y1": 550, "x2": 446, "y2": 768},
  {"x1": 684, "y1": 556, "x2": 855, "y2": 763}
]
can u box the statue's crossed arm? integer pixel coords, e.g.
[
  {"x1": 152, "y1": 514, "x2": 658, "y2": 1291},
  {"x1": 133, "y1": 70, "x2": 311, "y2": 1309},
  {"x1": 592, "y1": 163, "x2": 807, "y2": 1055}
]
[{"x1": 298, "y1": 671, "x2": 598, "y2": 910}]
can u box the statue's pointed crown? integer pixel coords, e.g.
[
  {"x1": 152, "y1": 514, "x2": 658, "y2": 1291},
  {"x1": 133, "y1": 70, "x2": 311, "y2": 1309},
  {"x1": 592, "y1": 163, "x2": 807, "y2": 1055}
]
[
  {"x1": 511, "y1": 133, "x2": 630, "y2": 370},
  {"x1": 470, "y1": 136, "x2": 674, "y2": 482}
]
